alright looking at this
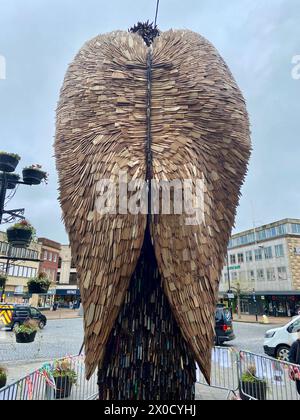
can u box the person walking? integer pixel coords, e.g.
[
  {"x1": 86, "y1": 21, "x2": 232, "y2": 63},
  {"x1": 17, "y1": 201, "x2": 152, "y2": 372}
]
[{"x1": 289, "y1": 329, "x2": 300, "y2": 395}]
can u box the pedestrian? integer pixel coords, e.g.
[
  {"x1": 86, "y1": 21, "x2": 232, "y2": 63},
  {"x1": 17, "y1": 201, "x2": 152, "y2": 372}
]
[{"x1": 289, "y1": 329, "x2": 300, "y2": 395}]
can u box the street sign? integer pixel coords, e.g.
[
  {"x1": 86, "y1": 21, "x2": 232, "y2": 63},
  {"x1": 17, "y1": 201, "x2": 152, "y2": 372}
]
[
  {"x1": 227, "y1": 294, "x2": 235, "y2": 299},
  {"x1": 229, "y1": 265, "x2": 241, "y2": 271}
]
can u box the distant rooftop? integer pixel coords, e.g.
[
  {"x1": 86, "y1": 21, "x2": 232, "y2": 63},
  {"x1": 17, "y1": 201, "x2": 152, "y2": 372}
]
[{"x1": 229, "y1": 218, "x2": 300, "y2": 249}]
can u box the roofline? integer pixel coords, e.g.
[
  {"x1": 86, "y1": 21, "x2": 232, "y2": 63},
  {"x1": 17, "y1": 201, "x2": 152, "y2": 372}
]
[{"x1": 231, "y1": 218, "x2": 300, "y2": 239}]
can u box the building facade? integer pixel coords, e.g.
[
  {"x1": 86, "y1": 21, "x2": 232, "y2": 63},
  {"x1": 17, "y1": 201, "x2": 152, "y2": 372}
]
[
  {"x1": 0, "y1": 231, "x2": 41, "y2": 303},
  {"x1": 56, "y1": 245, "x2": 79, "y2": 307},
  {"x1": 220, "y1": 219, "x2": 300, "y2": 317},
  {"x1": 37, "y1": 237, "x2": 61, "y2": 308}
]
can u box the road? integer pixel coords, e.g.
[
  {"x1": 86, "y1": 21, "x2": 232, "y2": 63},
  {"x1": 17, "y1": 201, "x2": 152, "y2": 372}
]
[
  {"x1": 0, "y1": 318, "x2": 84, "y2": 364},
  {"x1": 0, "y1": 318, "x2": 276, "y2": 365}
]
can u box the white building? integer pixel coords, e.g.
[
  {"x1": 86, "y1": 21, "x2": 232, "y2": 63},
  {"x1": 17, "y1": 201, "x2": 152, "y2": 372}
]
[{"x1": 219, "y1": 219, "x2": 300, "y2": 317}]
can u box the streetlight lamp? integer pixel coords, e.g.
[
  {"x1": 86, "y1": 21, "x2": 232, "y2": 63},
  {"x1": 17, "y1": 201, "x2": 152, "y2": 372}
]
[{"x1": 0, "y1": 152, "x2": 47, "y2": 302}]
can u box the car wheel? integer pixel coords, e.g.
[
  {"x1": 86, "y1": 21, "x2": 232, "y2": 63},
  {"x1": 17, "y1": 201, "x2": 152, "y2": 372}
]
[
  {"x1": 38, "y1": 321, "x2": 45, "y2": 330},
  {"x1": 276, "y1": 345, "x2": 290, "y2": 361}
]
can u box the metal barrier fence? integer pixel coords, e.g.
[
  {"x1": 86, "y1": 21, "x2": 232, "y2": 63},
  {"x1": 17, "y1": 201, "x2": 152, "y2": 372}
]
[
  {"x1": 1, "y1": 348, "x2": 300, "y2": 400},
  {"x1": 197, "y1": 347, "x2": 240, "y2": 399},
  {"x1": 0, "y1": 355, "x2": 98, "y2": 401},
  {"x1": 239, "y1": 351, "x2": 300, "y2": 401}
]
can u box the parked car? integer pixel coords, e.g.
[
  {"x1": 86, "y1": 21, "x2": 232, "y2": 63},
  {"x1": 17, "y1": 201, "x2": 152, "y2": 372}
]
[
  {"x1": 215, "y1": 306, "x2": 235, "y2": 345},
  {"x1": 264, "y1": 315, "x2": 300, "y2": 361},
  {"x1": 0, "y1": 304, "x2": 47, "y2": 331}
]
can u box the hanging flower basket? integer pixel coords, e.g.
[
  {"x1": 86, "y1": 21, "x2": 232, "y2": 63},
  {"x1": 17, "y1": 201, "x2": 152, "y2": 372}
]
[
  {"x1": 6, "y1": 220, "x2": 35, "y2": 249},
  {"x1": 16, "y1": 331, "x2": 37, "y2": 344},
  {"x1": 0, "y1": 367, "x2": 7, "y2": 389},
  {"x1": 15, "y1": 320, "x2": 39, "y2": 344},
  {"x1": 0, "y1": 152, "x2": 20, "y2": 173},
  {"x1": 0, "y1": 173, "x2": 20, "y2": 190},
  {"x1": 27, "y1": 273, "x2": 51, "y2": 295},
  {"x1": 45, "y1": 359, "x2": 77, "y2": 400},
  {"x1": 22, "y1": 165, "x2": 48, "y2": 185}
]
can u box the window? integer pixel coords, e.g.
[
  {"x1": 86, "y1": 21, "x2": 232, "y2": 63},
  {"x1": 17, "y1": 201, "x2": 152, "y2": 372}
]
[
  {"x1": 231, "y1": 272, "x2": 238, "y2": 281},
  {"x1": 238, "y1": 253, "x2": 244, "y2": 264},
  {"x1": 48, "y1": 252, "x2": 52, "y2": 262},
  {"x1": 275, "y1": 244, "x2": 284, "y2": 258},
  {"x1": 267, "y1": 268, "x2": 276, "y2": 281},
  {"x1": 53, "y1": 254, "x2": 57, "y2": 263},
  {"x1": 230, "y1": 254, "x2": 236, "y2": 265},
  {"x1": 30, "y1": 308, "x2": 39, "y2": 317},
  {"x1": 264, "y1": 246, "x2": 273, "y2": 260},
  {"x1": 290, "y1": 319, "x2": 300, "y2": 333},
  {"x1": 44, "y1": 251, "x2": 48, "y2": 261},
  {"x1": 255, "y1": 248, "x2": 263, "y2": 261},
  {"x1": 278, "y1": 267, "x2": 287, "y2": 281},
  {"x1": 248, "y1": 270, "x2": 255, "y2": 282},
  {"x1": 291, "y1": 224, "x2": 300, "y2": 235},
  {"x1": 246, "y1": 251, "x2": 253, "y2": 262},
  {"x1": 257, "y1": 269, "x2": 265, "y2": 281}
]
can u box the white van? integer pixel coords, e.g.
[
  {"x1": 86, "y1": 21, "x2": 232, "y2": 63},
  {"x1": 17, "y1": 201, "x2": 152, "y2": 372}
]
[{"x1": 264, "y1": 315, "x2": 300, "y2": 361}]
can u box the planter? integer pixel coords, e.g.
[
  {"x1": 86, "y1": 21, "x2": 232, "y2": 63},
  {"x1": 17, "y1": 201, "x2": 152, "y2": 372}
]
[
  {"x1": 15, "y1": 331, "x2": 37, "y2": 344},
  {"x1": 7, "y1": 228, "x2": 32, "y2": 248},
  {"x1": 22, "y1": 168, "x2": 46, "y2": 185},
  {"x1": 28, "y1": 284, "x2": 49, "y2": 295},
  {"x1": 240, "y1": 380, "x2": 267, "y2": 401},
  {"x1": 0, "y1": 154, "x2": 20, "y2": 173},
  {"x1": 53, "y1": 376, "x2": 73, "y2": 400},
  {"x1": 0, "y1": 173, "x2": 19, "y2": 190},
  {"x1": 0, "y1": 376, "x2": 7, "y2": 390}
]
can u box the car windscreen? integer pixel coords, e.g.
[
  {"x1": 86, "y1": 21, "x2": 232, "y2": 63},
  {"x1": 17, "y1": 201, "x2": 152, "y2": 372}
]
[{"x1": 215, "y1": 308, "x2": 232, "y2": 324}]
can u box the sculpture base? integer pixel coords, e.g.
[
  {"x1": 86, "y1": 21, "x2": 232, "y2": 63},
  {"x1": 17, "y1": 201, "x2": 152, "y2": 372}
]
[{"x1": 98, "y1": 231, "x2": 196, "y2": 400}]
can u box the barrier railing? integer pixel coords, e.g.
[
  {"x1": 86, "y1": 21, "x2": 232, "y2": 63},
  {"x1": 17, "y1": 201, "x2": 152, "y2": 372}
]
[
  {"x1": 239, "y1": 351, "x2": 300, "y2": 401},
  {"x1": 197, "y1": 347, "x2": 240, "y2": 399},
  {"x1": 1, "y1": 348, "x2": 300, "y2": 400},
  {"x1": 0, "y1": 355, "x2": 98, "y2": 401}
]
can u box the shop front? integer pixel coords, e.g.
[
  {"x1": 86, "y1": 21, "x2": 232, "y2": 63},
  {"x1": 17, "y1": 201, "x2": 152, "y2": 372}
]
[
  {"x1": 264, "y1": 293, "x2": 300, "y2": 317},
  {"x1": 233, "y1": 292, "x2": 300, "y2": 318},
  {"x1": 55, "y1": 288, "x2": 81, "y2": 308}
]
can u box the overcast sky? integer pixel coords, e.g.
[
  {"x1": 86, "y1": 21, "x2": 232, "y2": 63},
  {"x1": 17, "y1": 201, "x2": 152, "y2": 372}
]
[{"x1": 0, "y1": 0, "x2": 299, "y2": 243}]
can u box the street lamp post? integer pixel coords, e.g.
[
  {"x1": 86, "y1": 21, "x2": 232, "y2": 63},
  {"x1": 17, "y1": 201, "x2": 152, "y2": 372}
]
[
  {"x1": 226, "y1": 251, "x2": 235, "y2": 317},
  {"x1": 253, "y1": 288, "x2": 259, "y2": 323},
  {"x1": 0, "y1": 152, "x2": 47, "y2": 302}
]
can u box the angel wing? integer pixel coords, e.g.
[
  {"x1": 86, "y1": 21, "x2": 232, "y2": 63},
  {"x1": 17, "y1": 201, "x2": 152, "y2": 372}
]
[
  {"x1": 55, "y1": 32, "x2": 149, "y2": 379},
  {"x1": 150, "y1": 31, "x2": 251, "y2": 382}
]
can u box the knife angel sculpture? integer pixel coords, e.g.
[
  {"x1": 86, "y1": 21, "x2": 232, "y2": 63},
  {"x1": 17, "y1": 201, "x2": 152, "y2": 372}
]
[{"x1": 55, "y1": 27, "x2": 251, "y2": 400}]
